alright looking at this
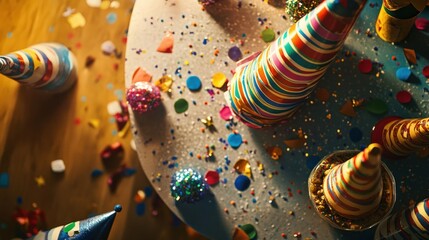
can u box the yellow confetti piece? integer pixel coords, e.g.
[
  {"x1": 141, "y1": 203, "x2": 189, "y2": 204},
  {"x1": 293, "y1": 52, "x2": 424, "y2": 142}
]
[
  {"x1": 184, "y1": 60, "x2": 190, "y2": 66},
  {"x1": 212, "y1": 72, "x2": 227, "y2": 88},
  {"x1": 35, "y1": 176, "x2": 45, "y2": 187},
  {"x1": 67, "y1": 12, "x2": 86, "y2": 28},
  {"x1": 118, "y1": 121, "x2": 130, "y2": 138},
  {"x1": 234, "y1": 159, "x2": 252, "y2": 178},
  {"x1": 100, "y1": 0, "x2": 110, "y2": 9},
  {"x1": 88, "y1": 119, "x2": 100, "y2": 129},
  {"x1": 155, "y1": 75, "x2": 173, "y2": 92}
]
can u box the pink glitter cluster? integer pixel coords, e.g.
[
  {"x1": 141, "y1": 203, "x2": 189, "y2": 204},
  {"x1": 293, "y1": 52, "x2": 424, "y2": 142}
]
[{"x1": 126, "y1": 82, "x2": 161, "y2": 113}]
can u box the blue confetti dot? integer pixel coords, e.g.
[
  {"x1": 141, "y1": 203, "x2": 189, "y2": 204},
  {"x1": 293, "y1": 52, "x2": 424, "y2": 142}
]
[
  {"x1": 114, "y1": 89, "x2": 124, "y2": 100},
  {"x1": 7, "y1": 32, "x2": 13, "y2": 38},
  {"x1": 91, "y1": 169, "x2": 103, "y2": 178},
  {"x1": 306, "y1": 156, "x2": 321, "y2": 170},
  {"x1": 186, "y1": 75, "x2": 202, "y2": 91},
  {"x1": 349, "y1": 127, "x2": 363, "y2": 142},
  {"x1": 123, "y1": 168, "x2": 137, "y2": 176},
  {"x1": 234, "y1": 175, "x2": 251, "y2": 191},
  {"x1": 228, "y1": 133, "x2": 243, "y2": 149},
  {"x1": 106, "y1": 12, "x2": 118, "y2": 24},
  {"x1": 396, "y1": 67, "x2": 411, "y2": 81},
  {"x1": 136, "y1": 203, "x2": 146, "y2": 216},
  {"x1": 228, "y1": 46, "x2": 243, "y2": 62},
  {"x1": 0, "y1": 172, "x2": 9, "y2": 188},
  {"x1": 144, "y1": 186, "x2": 153, "y2": 197},
  {"x1": 16, "y1": 196, "x2": 23, "y2": 205}
]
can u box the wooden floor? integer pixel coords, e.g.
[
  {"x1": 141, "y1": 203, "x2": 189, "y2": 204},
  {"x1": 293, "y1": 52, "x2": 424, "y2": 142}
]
[{"x1": 0, "y1": 1, "x2": 205, "y2": 239}]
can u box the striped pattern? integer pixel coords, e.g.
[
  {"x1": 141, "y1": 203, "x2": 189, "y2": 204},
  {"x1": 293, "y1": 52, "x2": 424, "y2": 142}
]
[
  {"x1": 376, "y1": 198, "x2": 429, "y2": 240},
  {"x1": 226, "y1": 0, "x2": 366, "y2": 128},
  {"x1": 323, "y1": 144, "x2": 383, "y2": 219},
  {"x1": 382, "y1": 118, "x2": 429, "y2": 157},
  {"x1": 0, "y1": 43, "x2": 75, "y2": 91}
]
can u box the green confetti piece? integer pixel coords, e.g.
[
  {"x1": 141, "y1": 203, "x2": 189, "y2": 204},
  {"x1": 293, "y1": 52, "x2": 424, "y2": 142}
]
[
  {"x1": 365, "y1": 99, "x2": 388, "y2": 115},
  {"x1": 261, "y1": 28, "x2": 275, "y2": 43},
  {"x1": 239, "y1": 224, "x2": 257, "y2": 239},
  {"x1": 174, "y1": 98, "x2": 189, "y2": 113}
]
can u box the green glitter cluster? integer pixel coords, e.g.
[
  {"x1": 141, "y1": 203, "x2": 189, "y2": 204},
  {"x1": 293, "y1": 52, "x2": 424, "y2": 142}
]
[
  {"x1": 170, "y1": 168, "x2": 208, "y2": 203},
  {"x1": 285, "y1": 0, "x2": 322, "y2": 22}
]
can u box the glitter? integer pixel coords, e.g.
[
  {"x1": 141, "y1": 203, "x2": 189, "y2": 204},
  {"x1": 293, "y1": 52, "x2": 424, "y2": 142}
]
[
  {"x1": 170, "y1": 168, "x2": 208, "y2": 203},
  {"x1": 126, "y1": 82, "x2": 161, "y2": 113}
]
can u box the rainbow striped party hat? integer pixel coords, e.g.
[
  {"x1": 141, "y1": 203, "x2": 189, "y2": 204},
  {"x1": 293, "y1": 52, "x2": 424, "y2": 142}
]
[
  {"x1": 28, "y1": 205, "x2": 121, "y2": 240},
  {"x1": 375, "y1": 198, "x2": 429, "y2": 239},
  {"x1": 226, "y1": 0, "x2": 367, "y2": 128},
  {"x1": 323, "y1": 143, "x2": 383, "y2": 219},
  {"x1": 0, "y1": 43, "x2": 77, "y2": 92}
]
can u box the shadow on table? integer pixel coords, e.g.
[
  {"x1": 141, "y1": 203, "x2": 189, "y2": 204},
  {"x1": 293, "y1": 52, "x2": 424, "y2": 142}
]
[
  {"x1": 329, "y1": 226, "x2": 376, "y2": 240},
  {"x1": 131, "y1": 103, "x2": 168, "y2": 144},
  {"x1": 175, "y1": 193, "x2": 231, "y2": 240}
]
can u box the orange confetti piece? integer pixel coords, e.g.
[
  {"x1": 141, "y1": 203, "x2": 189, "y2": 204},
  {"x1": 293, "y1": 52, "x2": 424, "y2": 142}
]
[
  {"x1": 340, "y1": 99, "x2": 357, "y2": 117},
  {"x1": 315, "y1": 88, "x2": 330, "y2": 102},
  {"x1": 232, "y1": 227, "x2": 250, "y2": 240},
  {"x1": 266, "y1": 146, "x2": 282, "y2": 160},
  {"x1": 132, "y1": 67, "x2": 152, "y2": 83},
  {"x1": 156, "y1": 32, "x2": 174, "y2": 53},
  {"x1": 284, "y1": 138, "x2": 306, "y2": 149},
  {"x1": 403, "y1": 48, "x2": 417, "y2": 65},
  {"x1": 234, "y1": 159, "x2": 252, "y2": 178}
]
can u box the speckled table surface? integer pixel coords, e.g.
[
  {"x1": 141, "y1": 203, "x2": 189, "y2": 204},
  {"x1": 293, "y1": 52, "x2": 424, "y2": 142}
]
[{"x1": 125, "y1": 0, "x2": 429, "y2": 239}]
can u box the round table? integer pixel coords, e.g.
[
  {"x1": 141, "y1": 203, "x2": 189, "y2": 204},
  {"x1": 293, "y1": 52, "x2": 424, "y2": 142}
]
[{"x1": 125, "y1": 0, "x2": 429, "y2": 239}]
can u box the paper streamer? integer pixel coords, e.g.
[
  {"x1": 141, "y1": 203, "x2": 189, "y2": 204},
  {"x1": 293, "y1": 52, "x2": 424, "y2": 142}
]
[{"x1": 225, "y1": 0, "x2": 367, "y2": 128}]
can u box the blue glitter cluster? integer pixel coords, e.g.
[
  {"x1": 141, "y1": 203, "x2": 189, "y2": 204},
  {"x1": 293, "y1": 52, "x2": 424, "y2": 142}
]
[{"x1": 170, "y1": 168, "x2": 208, "y2": 203}]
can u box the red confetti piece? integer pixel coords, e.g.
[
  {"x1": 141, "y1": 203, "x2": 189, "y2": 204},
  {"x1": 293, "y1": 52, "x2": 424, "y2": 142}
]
[
  {"x1": 204, "y1": 170, "x2": 220, "y2": 185},
  {"x1": 423, "y1": 65, "x2": 429, "y2": 78},
  {"x1": 415, "y1": 18, "x2": 429, "y2": 30},
  {"x1": 396, "y1": 90, "x2": 412, "y2": 104},
  {"x1": 132, "y1": 67, "x2": 152, "y2": 83},
  {"x1": 358, "y1": 59, "x2": 372, "y2": 74},
  {"x1": 73, "y1": 117, "x2": 81, "y2": 125}
]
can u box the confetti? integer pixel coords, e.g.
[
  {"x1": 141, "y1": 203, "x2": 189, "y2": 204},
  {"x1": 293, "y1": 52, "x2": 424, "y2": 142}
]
[
  {"x1": 155, "y1": 75, "x2": 174, "y2": 92},
  {"x1": 219, "y1": 106, "x2": 233, "y2": 120},
  {"x1": 100, "y1": 142, "x2": 124, "y2": 165},
  {"x1": 228, "y1": 46, "x2": 243, "y2": 62},
  {"x1": 358, "y1": 59, "x2": 372, "y2": 74},
  {"x1": 396, "y1": 90, "x2": 412, "y2": 104},
  {"x1": 211, "y1": 72, "x2": 227, "y2": 89},
  {"x1": 86, "y1": 0, "x2": 101, "y2": 7},
  {"x1": 170, "y1": 168, "x2": 208, "y2": 203},
  {"x1": 0, "y1": 172, "x2": 9, "y2": 188},
  {"x1": 88, "y1": 119, "x2": 100, "y2": 129},
  {"x1": 285, "y1": 0, "x2": 321, "y2": 22},
  {"x1": 174, "y1": 99, "x2": 189, "y2": 113},
  {"x1": 403, "y1": 48, "x2": 417, "y2": 65},
  {"x1": 186, "y1": 75, "x2": 202, "y2": 91},
  {"x1": 91, "y1": 169, "x2": 103, "y2": 178},
  {"x1": 35, "y1": 176, "x2": 45, "y2": 187},
  {"x1": 85, "y1": 56, "x2": 96, "y2": 67},
  {"x1": 67, "y1": 12, "x2": 86, "y2": 28},
  {"x1": 106, "y1": 12, "x2": 117, "y2": 24},
  {"x1": 234, "y1": 159, "x2": 252, "y2": 178},
  {"x1": 284, "y1": 138, "x2": 305, "y2": 149},
  {"x1": 422, "y1": 65, "x2": 429, "y2": 78},
  {"x1": 415, "y1": 18, "x2": 429, "y2": 30},
  {"x1": 132, "y1": 67, "x2": 152, "y2": 83},
  {"x1": 349, "y1": 127, "x2": 363, "y2": 142},
  {"x1": 365, "y1": 99, "x2": 388, "y2": 115},
  {"x1": 315, "y1": 88, "x2": 330, "y2": 102},
  {"x1": 136, "y1": 203, "x2": 146, "y2": 216},
  {"x1": 234, "y1": 175, "x2": 251, "y2": 191},
  {"x1": 204, "y1": 170, "x2": 220, "y2": 185},
  {"x1": 107, "y1": 101, "x2": 122, "y2": 115},
  {"x1": 266, "y1": 146, "x2": 282, "y2": 160},
  {"x1": 261, "y1": 28, "x2": 275, "y2": 43},
  {"x1": 100, "y1": 0, "x2": 110, "y2": 9},
  {"x1": 157, "y1": 32, "x2": 174, "y2": 53},
  {"x1": 396, "y1": 67, "x2": 411, "y2": 81},
  {"x1": 51, "y1": 159, "x2": 66, "y2": 173},
  {"x1": 339, "y1": 99, "x2": 357, "y2": 117},
  {"x1": 101, "y1": 40, "x2": 116, "y2": 55},
  {"x1": 228, "y1": 133, "x2": 243, "y2": 149},
  {"x1": 232, "y1": 227, "x2": 250, "y2": 240},
  {"x1": 134, "y1": 190, "x2": 146, "y2": 203}
]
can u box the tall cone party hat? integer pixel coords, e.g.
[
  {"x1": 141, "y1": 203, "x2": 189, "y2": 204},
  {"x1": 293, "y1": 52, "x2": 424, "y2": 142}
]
[
  {"x1": 371, "y1": 116, "x2": 429, "y2": 158},
  {"x1": 323, "y1": 143, "x2": 383, "y2": 219},
  {"x1": 375, "y1": 198, "x2": 429, "y2": 239},
  {"x1": 28, "y1": 205, "x2": 121, "y2": 240},
  {"x1": 0, "y1": 43, "x2": 77, "y2": 93},
  {"x1": 225, "y1": 0, "x2": 367, "y2": 128}
]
